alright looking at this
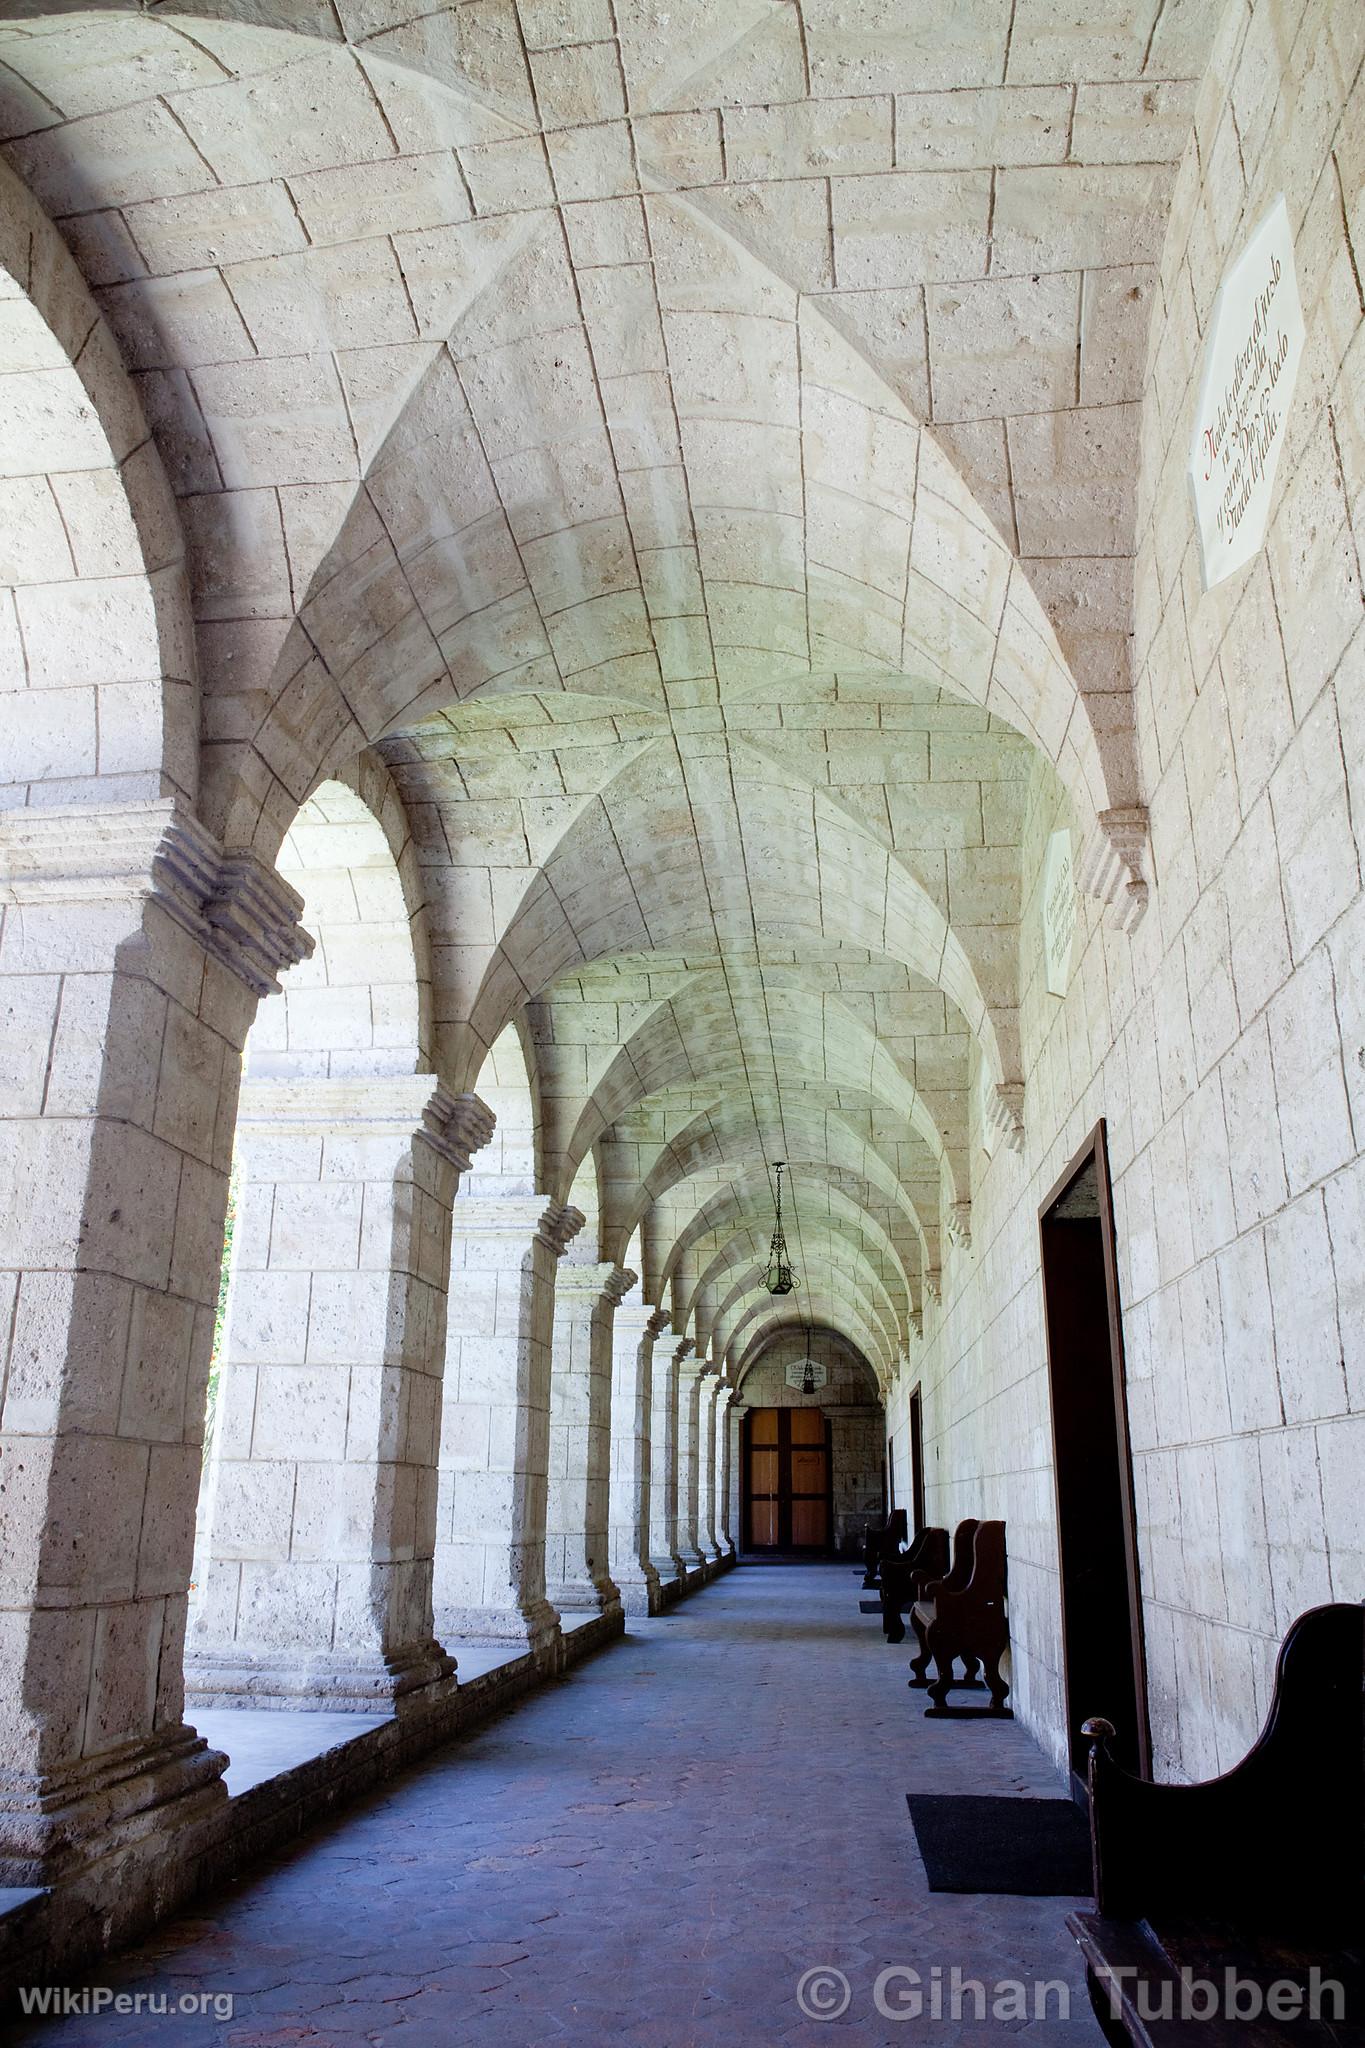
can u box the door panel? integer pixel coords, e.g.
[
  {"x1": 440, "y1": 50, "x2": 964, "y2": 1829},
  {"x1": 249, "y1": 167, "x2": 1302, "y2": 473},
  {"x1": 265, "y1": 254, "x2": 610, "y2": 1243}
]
[
  {"x1": 1040, "y1": 1121, "x2": 1150, "y2": 1788},
  {"x1": 744, "y1": 1407, "x2": 831, "y2": 1552}
]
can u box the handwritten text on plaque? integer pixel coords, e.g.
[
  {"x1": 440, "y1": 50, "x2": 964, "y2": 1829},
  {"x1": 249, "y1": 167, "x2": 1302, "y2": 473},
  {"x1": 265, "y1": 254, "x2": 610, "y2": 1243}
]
[
  {"x1": 1189, "y1": 195, "x2": 1304, "y2": 589},
  {"x1": 1043, "y1": 829, "x2": 1075, "y2": 997}
]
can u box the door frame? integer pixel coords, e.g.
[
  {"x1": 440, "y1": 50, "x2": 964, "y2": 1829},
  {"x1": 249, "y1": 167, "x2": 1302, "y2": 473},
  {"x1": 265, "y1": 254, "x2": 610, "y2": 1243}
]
[
  {"x1": 908, "y1": 1384, "x2": 926, "y2": 1537},
  {"x1": 1039, "y1": 1118, "x2": 1151, "y2": 1789},
  {"x1": 742, "y1": 1406, "x2": 833, "y2": 1554}
]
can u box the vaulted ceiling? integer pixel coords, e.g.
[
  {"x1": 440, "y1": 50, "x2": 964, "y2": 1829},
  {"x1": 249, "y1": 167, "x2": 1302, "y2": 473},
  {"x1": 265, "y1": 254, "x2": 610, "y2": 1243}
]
[{"x1": 0, "y1": 0, "x2": 1223, "y2": 1382}]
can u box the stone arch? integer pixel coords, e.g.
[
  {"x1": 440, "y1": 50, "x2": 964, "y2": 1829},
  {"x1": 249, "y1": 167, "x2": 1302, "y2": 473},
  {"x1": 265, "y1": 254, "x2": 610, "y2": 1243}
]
[
  {"x1": 0, "y1": 153, "x2": 194, "y2": 806},
  {"x1": 244, "y1": 769, "x2": 429, "y2": 1082},
  {"x1": 187, "y1": 760, "x2": 481, "y2": 1712},
  {"x1": 464, "y1": 1017, "x2": 543, "y2": 1197}
]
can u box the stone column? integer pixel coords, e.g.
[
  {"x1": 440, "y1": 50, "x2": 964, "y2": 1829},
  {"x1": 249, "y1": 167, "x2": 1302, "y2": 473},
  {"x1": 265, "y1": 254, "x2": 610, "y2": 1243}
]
[
  {"x1": 434, "y1": 1196, "x2": 583, "y2": 1654},
  {"x1": 0, "y1": 801, "x2": 309, "y2": 1885},
  {"x1": 608, "y1": 1300, "x2": 669, "y2": 1616},
  {"x1": 546, "y1": 1261, "x2": 632, "y2": 1616},
  {"x1": 697, "y1": 1373, "x2": 724, "y2": 1566},
  {"x1": 729, "y1": 1400, "x2": 750, "y2": 1556},
  {"x1": 187, "y1": 1080, "x2": 493, "y2": 1712},
  {"x1": 648, "y1": 1334, "x2": 691, "y2": 1595},
  {"x1": 676, "y1": 1355, "x2": 708, "y2": 1581},
  {"x1": 715, "y1": 1385, "x2": 738, "y2": 1561}
]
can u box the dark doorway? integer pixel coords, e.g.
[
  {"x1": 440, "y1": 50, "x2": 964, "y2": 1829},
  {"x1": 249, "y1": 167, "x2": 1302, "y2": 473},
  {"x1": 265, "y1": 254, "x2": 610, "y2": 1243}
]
[
  {"x1": 744, "y1": 1407, "x2": 832, "y2": 1553},
  {"x1": 908, "y1": 1385, "x2": 926, "y2": 1537},
  {"x1": 1039, "y1": 1120, "x2": 1150, "y2": 1793}
]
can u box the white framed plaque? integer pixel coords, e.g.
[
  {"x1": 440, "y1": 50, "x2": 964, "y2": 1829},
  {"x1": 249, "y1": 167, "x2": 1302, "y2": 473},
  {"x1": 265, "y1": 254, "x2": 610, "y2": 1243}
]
[
  {"x1": 1188, "y1": 194, "x2": 1304, "y2": 590},
  {"x1": 1042, "y1": 828, "x2": 1075, "y2": 997},
  {"x1": 785, "y1": 1358, "x2": 828, "y2": 1391}
]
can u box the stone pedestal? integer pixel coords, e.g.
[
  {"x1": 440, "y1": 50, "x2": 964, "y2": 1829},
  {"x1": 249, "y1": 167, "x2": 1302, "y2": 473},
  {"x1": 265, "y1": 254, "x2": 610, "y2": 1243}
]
[
  {"x1": 675, "y1": 1358, "x2": 708, "y2": 1580},
  {"x1": 546, "y1": 1261, "x2": 632, "y2": 1616},
  {"x1": 608, "y1": 1301, "x2": 668, "y2": 1615},
  {"x1": 434, "y1": 1196, "x2": 583, "y2": 1651},
  {"x1": 0, "y1": 802, "x2": 309, "y2": 1884},
  {"x1": 186, "y1": 1080, "x2": 492, "y2": 1712},
  {"x1": 648, "y1": 1335, "x2": 691, "y2": 1594}
]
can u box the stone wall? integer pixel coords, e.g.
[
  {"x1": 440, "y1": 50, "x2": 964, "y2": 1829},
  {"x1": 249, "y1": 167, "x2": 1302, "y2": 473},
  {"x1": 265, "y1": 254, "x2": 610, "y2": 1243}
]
[{"x1": 890, "y1": 0, "x2": 1365, "y2": 1782}]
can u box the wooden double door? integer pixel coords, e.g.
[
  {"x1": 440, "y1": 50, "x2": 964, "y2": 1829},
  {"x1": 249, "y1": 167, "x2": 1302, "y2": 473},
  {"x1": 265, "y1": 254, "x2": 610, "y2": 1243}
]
[{"x1": 744, "y1": 1407, "x2": 831, "y2": 1553}]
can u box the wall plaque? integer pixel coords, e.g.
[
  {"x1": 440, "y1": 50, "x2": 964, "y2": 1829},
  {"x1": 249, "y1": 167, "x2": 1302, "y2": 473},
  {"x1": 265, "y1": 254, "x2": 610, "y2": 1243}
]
[
  {"x1": 1042, "y1": 828, "x2": 1075, "y2": 997},
  {"x1": 1189, "y1": 194, "x2": 1304, "y2": 590},
  {"x1": 785, "y1": 1358, "x2": 828, "y2": 1391}
]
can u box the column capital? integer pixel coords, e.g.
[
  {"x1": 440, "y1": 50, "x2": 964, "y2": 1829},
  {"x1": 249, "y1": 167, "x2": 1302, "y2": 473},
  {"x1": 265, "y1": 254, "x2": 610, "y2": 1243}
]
[
  {"x1": 452, "y1": 1193, "x2": 585, "y2": 1257},
  {"x1": 613, "y1": 1299, "x2": 669, "y2": 1338},
  {"x1": 556, "y1": 1261, "x2": 637, "y2": 1309},
  {"x1": 237, "y1": 1077, "x2": 495, "y2": 1170},
  {"x1": 0, "y1": 799, "x2": 312, "y2": 996}
]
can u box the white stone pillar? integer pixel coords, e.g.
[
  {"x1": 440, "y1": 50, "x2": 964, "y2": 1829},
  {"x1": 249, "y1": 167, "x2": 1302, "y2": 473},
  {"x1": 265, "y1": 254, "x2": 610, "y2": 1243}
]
[
  {"x1": 434, "y1": 1196, "x2": 583, "y2": 1653},
  {"x1": 697, "y1": 1372, "x2": 724, "y2": 1566},
  {"x1": 729, "y1": 1400, "x2": 750, "y2": 1556},
  {"x1": 715, "y1": 1384, "x2": 738, "y2": 1560},
  {"x1": 676, "y1": 1355, "x2": 708, "y2": 1580},
  {"x1": 546, "y1": 1261, "x2": 632, "y2": 1616},
  {"x1": 187, "y1": 1080, "x2": 493, "y2": 1712},
  {"x1": 609, "y1": 1300, "x2": 668, "y2": 1616},
  {"x1": 648, "y1": 1334, "x2": 691, "y2": 1594},
  {"x1": 0, "y1": 802, "x2": 309, "y2": 1885}
]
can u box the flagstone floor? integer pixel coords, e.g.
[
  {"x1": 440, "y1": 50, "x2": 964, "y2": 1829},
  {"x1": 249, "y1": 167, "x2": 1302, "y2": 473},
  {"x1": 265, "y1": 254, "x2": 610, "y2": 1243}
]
[{"x1": 9, "y1": 1566, "x2": 1103, "y2": 2046}]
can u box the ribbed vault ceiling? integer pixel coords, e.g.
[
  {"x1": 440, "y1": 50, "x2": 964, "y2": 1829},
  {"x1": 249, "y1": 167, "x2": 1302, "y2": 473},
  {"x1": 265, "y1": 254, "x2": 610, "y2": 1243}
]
[{"x1": 0, "y1": 0, "x2": 1221, "y2": 1381}]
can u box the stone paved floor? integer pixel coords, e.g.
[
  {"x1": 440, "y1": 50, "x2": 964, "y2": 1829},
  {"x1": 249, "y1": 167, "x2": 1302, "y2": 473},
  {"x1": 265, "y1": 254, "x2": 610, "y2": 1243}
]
[{"x1": 8, "y1": 1567, "x2": 1103, "y2": 2047}]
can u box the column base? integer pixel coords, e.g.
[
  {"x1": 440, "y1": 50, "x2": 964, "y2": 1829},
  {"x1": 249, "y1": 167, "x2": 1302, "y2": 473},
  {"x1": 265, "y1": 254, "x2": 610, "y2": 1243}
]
[
  {"x1": 184, "y1": 1640, "x2": 457, "y2": 1715},
  {"x1": 675, "y1": 1545, "x2": 707, "y2": 1585},
  {"x1": 648, "y1": 1555, "x2": 684, "y2": 1605},
  {"x1": 0, "y1": 1725, "x2": 227, "y2": 1888},
  {"x1": 611, "y1": 1562, "x2": 662, "y2": 1617},
  {"x1": 547, "y1": 1573, "x2": 621, "y2": 1619},
  {"x1": 434, "y1": 1598, "x2": 562, "y2": 1656}
]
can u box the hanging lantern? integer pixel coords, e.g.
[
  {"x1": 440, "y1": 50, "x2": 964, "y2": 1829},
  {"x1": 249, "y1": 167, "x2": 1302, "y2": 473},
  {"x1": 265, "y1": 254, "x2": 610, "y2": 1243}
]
[
  {"x1": 801, "y1": 1322, "x2": 816, "y2": 1396},
  {"x1": 765, "y1": 1160, "x2": 797, "y2": 1295}
]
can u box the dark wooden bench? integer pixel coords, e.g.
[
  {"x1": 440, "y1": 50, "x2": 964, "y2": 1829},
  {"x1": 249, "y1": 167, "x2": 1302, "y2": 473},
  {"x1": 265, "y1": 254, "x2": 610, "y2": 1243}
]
[
  {"x1": 910, "y1": 1518, "x2": 1010, "y2": 1716},
  {"x1": 861, "y1": 1506, "x2": 908, "y2": 1588},
  {"x1": 1068, "y1": 1601, "x2": 1365, "y2": 2046},
  {"x1": 880, "y1": 1524, "x2": 949, "y2": 1642}
]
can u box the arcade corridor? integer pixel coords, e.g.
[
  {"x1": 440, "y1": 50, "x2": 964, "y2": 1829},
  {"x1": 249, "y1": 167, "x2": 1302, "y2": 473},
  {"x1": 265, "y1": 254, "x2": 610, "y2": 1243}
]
[{"x1": 9, "y1": 1569, "x2": 1098, "y2": 2047}]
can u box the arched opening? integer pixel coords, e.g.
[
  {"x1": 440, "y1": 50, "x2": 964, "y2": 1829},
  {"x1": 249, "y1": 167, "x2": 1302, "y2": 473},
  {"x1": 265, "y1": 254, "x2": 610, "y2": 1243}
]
[
  {"x1": 187, "y1": 773, "x2": 462, "y2": 1720},
  {"x1": 737, "y1": 1328, "x2": 884, "y2": 1560},
  {"x1": 433, "y1": 1020, "x2": 568, "y2": 1662}
]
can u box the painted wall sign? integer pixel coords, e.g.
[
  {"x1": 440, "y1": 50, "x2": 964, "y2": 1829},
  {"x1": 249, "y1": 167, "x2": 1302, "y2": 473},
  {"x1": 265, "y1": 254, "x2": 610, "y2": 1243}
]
[
  {"x1": 785, "y1": 1357, "x2": 828, "y2": 1391},
  {"x1": 1189, "y1": 194, "x2": 1304, "y2": 589},
  {"x1": 1042, "y1": 828, "x2": 1076, "y2": 997}
]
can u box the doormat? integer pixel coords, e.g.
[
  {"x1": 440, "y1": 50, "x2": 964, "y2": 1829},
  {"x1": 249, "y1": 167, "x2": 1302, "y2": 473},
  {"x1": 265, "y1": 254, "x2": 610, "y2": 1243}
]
[
  {"x1": 906, "y1": 1794, "x2": 1092, "y2": 1896},
  {"x1": 859, "y1": 1598, "x2": 882, "y2": 1613}
]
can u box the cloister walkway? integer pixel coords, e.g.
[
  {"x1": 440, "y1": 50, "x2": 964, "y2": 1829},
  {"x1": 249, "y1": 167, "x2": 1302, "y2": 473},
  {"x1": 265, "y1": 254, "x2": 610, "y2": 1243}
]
[{"x1": 10, "y1": 1569, "x2": 1101, "y2": 2046}]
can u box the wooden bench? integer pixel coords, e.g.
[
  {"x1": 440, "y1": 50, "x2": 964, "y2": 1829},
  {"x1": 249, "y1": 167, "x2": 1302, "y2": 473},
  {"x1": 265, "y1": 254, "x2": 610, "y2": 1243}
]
[
  {"x1": 1068, "y1": 1601, "x2": 1365, "y2": 2046},
  {"x1": 910, "y1": 1518, "x2": 1011, "y2": 1716},
  {"x1": 861, "y1": 1506, "x2": 907, "y2": 1589},
  {"x1": 880, "y1": 1524, "x2": 949, "y2": 1642}
]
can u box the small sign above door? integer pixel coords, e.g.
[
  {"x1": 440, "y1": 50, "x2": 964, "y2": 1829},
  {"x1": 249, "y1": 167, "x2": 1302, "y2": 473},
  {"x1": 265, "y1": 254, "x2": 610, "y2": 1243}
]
[{"x1": 785, "y1": 1358, "x2": 828, "y2": 1390}]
